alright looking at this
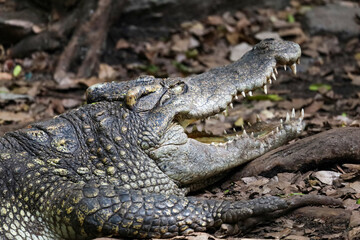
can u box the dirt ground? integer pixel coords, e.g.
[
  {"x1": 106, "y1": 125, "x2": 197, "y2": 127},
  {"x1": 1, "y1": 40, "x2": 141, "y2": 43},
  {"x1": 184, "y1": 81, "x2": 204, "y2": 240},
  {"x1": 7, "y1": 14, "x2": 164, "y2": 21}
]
[{"x1": 1, "y1": 0, "x2": 360, "y2": 239}]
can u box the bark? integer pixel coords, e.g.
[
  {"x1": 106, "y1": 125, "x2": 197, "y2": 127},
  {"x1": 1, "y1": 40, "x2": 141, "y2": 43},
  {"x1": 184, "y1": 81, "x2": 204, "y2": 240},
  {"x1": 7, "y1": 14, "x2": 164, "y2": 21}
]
[{"x1": 235, "y1": 127, "x2": 360, "y2": 178}]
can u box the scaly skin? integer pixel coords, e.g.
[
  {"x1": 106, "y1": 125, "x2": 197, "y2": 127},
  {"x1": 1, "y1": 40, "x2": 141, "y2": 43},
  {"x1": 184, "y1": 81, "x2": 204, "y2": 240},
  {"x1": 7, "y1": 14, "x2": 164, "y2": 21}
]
[{"x1": 0, "y1": 39, "x2": 327, "y2": 240}]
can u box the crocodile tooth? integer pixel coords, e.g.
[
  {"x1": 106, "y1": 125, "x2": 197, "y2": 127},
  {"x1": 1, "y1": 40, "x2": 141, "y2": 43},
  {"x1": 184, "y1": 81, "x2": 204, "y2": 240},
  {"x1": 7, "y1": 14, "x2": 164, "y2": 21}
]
[
  {"x1": 235, "y1": 95, "x2": 239, "y2": 100},
  {"x1": 251, "y1": 132, "x2": 254, "y2": 137},
  {"x1": 241, "y1": 91, "x2": 246, "y2": 97},
  {"x1": 280, "y1": 119, "x2": 283, "y2": 124},
  {"x1": 256, "y1": 114, "x2": 262, "y2": 122},
  {"x1": 271, "y1": 130, "x2": 274, "y2": 135},
  {"x1": 301, "y1": 108, "x2": 304, "y2": 118},
  {"x1": 267, "y1": 78, "x2": 272, "y2": 84},
  {"x1": 263, "y1": 85, "x2": 267, "y2": 94},
  {"x1": 291, "y1": 108, "x2": 296, "y2": 118},
  {"x1": 236, "y1": 134, "x2": 239, "y2": 138},
  {"x1": 233, "y1": 128, "x2": 236, "y2": 132},
  {"x1": 274, "y1": 67, "x2": 278, "y2": 75},
  {"x1": 285, "y1": 112, "x2": 290, "y2": 122},
  {"x1": 290, "y1": 63, "x2": 297, "y2": 75},
  {"x1": 248, "y1": 91, "x2": 253, "y2": 96},
  {"x1": 276, "y1": 126, "x2": 279, "y2": 132},
  {"x1": 223, "y1": 129, "x2": 227, "y2": 134},
  {"x1": 243, "y1": 129, "x2": 248, "y2": 136},
  {"x1": 297, "y1": 58, "x2": 300, "y2": 64},
  {"x1": 284, "y1": 65, "x2": 287, "y2": 70},
  {"x1": 271, "y1": 72, "x2": 276, "y2": 81},
  {"x1": 229, "y1": 103, "x2": 233, "y2": 109}
]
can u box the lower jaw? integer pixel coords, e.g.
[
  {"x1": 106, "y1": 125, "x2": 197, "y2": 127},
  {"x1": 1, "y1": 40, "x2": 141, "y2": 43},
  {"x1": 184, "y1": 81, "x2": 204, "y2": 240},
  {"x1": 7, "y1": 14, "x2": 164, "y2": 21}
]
[{"x1": 183, "y1": 108, "x2": 304, "y2": 145}]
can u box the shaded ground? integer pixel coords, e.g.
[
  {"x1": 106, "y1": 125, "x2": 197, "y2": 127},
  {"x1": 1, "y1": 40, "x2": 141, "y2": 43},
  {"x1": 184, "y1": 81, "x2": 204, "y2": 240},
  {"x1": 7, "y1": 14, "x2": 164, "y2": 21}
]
[{"x1": 1, "y1": 0, "x2": 360, "y2": 239}]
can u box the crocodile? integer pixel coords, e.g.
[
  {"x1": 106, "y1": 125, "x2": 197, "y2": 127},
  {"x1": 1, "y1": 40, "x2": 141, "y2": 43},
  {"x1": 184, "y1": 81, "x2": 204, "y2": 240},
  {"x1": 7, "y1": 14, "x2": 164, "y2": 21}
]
[{"x1": 0, "y1": 39, "x2": 333, "y2": 240}]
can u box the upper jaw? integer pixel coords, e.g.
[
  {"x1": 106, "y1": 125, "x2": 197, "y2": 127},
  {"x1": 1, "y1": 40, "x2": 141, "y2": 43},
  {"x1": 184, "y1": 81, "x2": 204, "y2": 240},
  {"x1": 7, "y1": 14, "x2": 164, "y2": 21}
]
[{"x1": 184, "y1": 42, "x2": 301, "y2": 120}]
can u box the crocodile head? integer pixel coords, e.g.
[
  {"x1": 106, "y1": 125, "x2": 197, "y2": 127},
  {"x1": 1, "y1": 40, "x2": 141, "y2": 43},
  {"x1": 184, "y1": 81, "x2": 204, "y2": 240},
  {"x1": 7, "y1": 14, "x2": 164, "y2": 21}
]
[{"x1": 87, "y1": 39, "x2": 303, "y2": 187}]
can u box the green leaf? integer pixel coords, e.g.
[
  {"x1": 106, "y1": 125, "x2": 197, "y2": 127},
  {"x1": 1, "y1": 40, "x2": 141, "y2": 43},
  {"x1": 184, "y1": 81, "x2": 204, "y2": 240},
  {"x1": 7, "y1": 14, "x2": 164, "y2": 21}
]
[
  {"x1": 186, "y1": 49, "x2": 199, "y2": 59},
  {"x1": 172, "y1": 61, "x2": 192, "y2": 73},
  {"x1": 13, "y1": 65, "x2": 22, "y2": 77},
  {"x1": 356, "y1": 199, "x2": 360, "y2": 204},
  {"x1": 223, "y1": 189, "x2": 230, "y2": 194},
  {"x1": 138, "y1": 64, "x2": 159, "y2": 75},
  {"x1": 289, "y1": 192, "x2": 305, "y2": 196},
  {"x1": 309, "y1": 83, "x2": 332, "y2": 91},
  {"x1": 341, "y1": 113, "x2": 347, "y2": 117},
  {"x1": 288, "y1": 14, "x2": 295, "y2": 23},
  {"x1": 247, "y1": 94, "x2": 283, "y2": 101}
]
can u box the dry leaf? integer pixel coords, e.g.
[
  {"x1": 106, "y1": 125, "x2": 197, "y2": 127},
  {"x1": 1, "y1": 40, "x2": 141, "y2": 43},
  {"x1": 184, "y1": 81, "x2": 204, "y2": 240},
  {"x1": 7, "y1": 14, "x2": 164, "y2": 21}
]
[
  {"x1": 98, "y1": 64, "x2": 117, "y2": 79},
  {"x1": 0, "y1": 111, "x2": 33, "y2": 122},
  {"x1": 115, "y1": 39, "x2": 130, "y2": 49},
  {"x1": 348, "y1": 72, "x2": 360, "y2": 86},
  {"x1": 206, "y1": 15, "x2": 223, "y2": 25},
  {"x1": 171, "y1": 35, "x2": 190, "y2": 52},
  {"x1": 0, "y1": 72, "x2": 12, "y2": 81}
]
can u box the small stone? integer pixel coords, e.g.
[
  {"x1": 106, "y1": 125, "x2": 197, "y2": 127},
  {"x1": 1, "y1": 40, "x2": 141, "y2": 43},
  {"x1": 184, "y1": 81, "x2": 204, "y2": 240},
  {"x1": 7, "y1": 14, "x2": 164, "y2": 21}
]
[{"x1": 303, "y1": 4, "x2": 360, "y2": 40}]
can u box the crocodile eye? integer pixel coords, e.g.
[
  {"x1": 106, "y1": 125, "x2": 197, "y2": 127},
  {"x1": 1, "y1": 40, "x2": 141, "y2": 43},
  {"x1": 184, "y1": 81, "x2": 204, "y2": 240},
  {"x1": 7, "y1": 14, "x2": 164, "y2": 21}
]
[{"x1": 171, "y1": 83, "x2": 185, "y2": 94}]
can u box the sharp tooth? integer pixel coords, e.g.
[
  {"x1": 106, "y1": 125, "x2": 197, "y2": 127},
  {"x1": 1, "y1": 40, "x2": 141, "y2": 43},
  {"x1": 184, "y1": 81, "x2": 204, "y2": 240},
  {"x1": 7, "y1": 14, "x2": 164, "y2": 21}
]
[
  {"x1": 280, "y1": 119, "x2": 283, "y2": 124},
  {"x1": 235, "y1": 95, "x2": 239, "y2": 100},
  {"x1": 291, "y1": 108, "x2": 295, "y2": 118},
  {"x1": 248, "y1": 91, "x2": 253, "y2": 96},
  {"x1": 207, "y1": 117, "x2": 210, "y2": 120},
  {"x1": 224, "y1": 129, "x2": 228, "y2": 134},
  {"x1": 229, "y1": 103, "x2": 233, "y2": 109},
  {"x1": 233, "y1": 128, "x2": 236, "y2": 132},
  {"x1": 296, "y1": 58, "x2": 300, "y2": 64},
  {"x1": 286, "y1": 112, "x2": 290, "y2": 122},
  {"x1": 290, "y1": 63, "x2": 297, "y2": 75},
  {"x1": 271, "y1": 72, "x2": 276, "y2": 81},
  {"x1": 263, "y1": 85, "x2": 267, "y2": 94},
  {"x1": 192, "y1": 125, "x2": 198, "y2": 131},
  {"x1": 276, "y1": 126, "x2": 279, "y2": 132},
  {"x1": 236, "y1": 134, "x2": 239, "y2": 138},
  {"x1": 215, "y1": 114, "x2": 220, "y2": 119},
  {"x1": 243, "y1": 129, "x2": 248, "y2": 136},
  {"x1": 251, "y1": 132, "x2": 254, "y2": 137},
  {"x1": 268, "y1": 78, "x2": 272, "y2": 84},
  {"x1": 241, "y1": 91, "x2": 246, "y2": 97},
  {"x1": 274, "y1": 67, "x2": 278, "y2": 75},
  {"x1": 284, "y1": 65, "x2": 287, "y2": 71},
  {"x1": 222, "y1": 111, "x2": 227, "y2": 116},
  {"x1": 301, "y1": 108, "x2": 304, "y2": 118},
  {"x1": 256, "y1": 114, "x2": 262, "y2": 122}
]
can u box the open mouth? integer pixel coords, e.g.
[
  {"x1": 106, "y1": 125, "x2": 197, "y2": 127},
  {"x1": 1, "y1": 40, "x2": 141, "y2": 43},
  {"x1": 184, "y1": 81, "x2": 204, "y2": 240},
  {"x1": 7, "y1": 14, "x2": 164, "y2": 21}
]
[{"x1": 178, "y1": 59, "x2": 303, "y2": 145}]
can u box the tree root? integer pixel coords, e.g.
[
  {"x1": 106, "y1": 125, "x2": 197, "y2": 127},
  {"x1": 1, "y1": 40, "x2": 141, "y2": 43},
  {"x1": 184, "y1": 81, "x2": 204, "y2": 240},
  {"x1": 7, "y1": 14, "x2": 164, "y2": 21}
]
[
  {"x1": 7, "y1": 0, "x2": 127, "y2": 84},
  {"x1": 54, "y1": 0, "x2": 124, "y2": 83},
  {"x1": 236, "y1": 127, "x2": 360, "y2": 178}
]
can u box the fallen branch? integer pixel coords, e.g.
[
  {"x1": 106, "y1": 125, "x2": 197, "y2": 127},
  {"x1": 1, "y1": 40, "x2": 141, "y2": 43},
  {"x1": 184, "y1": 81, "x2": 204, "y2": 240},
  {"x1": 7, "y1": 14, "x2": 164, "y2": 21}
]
[{"x1": 236, "y1": 127, "x2": 360, "y2": 178}]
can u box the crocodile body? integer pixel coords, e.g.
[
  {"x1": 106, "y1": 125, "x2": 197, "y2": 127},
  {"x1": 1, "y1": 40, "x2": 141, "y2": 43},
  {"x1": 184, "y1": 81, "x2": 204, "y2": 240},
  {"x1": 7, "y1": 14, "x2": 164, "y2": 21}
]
[{"x1": 1, "y1": 39, "x2": 307, "y2": 239}]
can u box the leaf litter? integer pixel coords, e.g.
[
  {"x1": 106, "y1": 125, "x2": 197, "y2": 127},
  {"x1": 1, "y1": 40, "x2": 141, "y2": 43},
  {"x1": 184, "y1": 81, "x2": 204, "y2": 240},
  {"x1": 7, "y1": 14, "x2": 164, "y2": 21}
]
[{"x1": 0, "y1": 0, "x2": 360, "y2": 239}]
